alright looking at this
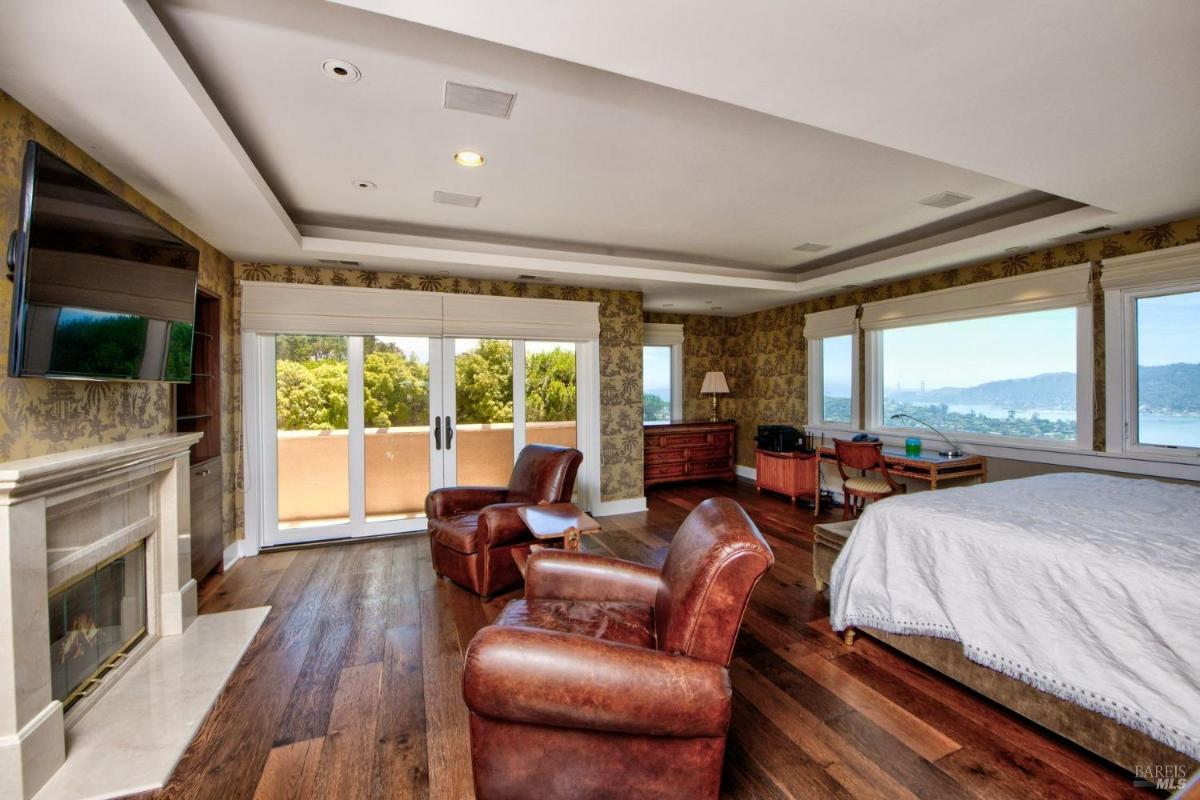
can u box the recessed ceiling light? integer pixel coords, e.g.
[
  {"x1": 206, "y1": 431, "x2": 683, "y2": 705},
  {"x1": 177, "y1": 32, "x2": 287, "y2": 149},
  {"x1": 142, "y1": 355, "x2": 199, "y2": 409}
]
[
  {"x1": 322, "y1": 59, "x2": 361, "y2": 83},
  {"x1": 454, "y1": 150, "x2": 486, "y2": 167},
  {"x1": 352, "y1": 179, "x2": 376, "y2": 190},
  {"x1": 918, "y1": 190, "x2": 973, "y2": 209}
]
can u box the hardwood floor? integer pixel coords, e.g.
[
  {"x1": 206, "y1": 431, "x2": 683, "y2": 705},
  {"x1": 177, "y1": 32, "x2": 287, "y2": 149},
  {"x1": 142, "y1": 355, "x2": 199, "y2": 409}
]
[{"x1": 137, "y1": 481, "x2": 1155, "y2": 799}]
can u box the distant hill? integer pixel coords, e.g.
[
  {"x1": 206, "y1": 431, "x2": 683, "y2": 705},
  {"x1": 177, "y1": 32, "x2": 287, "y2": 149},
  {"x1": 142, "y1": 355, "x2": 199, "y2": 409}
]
[
  {"x1": 1137, "y1": 362, "x2": 1200, "y2": 414},
  {"x1": 892, "y1": 363, "x2": 1200, "y2": 414},
  {"x1": 891, "y1": 371, "x2": 1075, "y2": 410}
]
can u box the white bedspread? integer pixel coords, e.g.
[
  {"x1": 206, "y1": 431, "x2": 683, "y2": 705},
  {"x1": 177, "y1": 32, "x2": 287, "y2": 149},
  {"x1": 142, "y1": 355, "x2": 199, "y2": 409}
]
[{"x1": 829, "y1": 472, "x2": 1200, "y2": 760}]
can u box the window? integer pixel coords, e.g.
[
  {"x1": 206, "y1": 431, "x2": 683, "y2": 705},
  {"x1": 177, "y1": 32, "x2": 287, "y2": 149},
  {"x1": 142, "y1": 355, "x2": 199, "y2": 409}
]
[
  {"x1": 821, "y1": 336, "x2": 853, "y2": 424},
  {"x1": 1133, "y1": 291, "x2": 1200, "y2": 448},
  {"x1": 643, "y1": 323, "x2": 684, "y2": 423},
  {"x1": 1104, "y1": 243, "x2": 1200, "y2": 459},
  {"x1": 879, "y1": 308, "x2": 1080, "y2": 441},
  {"x1": 804, "y1": 306, "x2": 858, "y2": 427},
  {"x1": 861, "y1": 264, "x2": 1093, "y2": 448}
]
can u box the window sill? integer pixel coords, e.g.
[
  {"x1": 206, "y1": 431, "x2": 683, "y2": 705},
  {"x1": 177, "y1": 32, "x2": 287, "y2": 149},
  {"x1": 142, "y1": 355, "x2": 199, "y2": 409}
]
[{"x1": 804, "y1": 423, "x2": 1200, "y2": 481}]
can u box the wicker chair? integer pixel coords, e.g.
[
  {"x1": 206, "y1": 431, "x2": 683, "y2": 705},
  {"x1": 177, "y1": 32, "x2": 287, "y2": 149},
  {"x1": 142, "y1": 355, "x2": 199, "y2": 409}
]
[{"x1": 833, "y1": 439, "x2": 905, "y2": 519}]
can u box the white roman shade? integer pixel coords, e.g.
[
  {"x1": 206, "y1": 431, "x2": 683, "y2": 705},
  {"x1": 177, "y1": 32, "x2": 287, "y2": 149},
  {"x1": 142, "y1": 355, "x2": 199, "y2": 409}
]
[
  {"x1": 643, "y1": 322, "x2": 684, "y2": 346},
  {"x1": 803, "y1": 306, "x2": 858, "y2": 339},
  {"x1": 860, "y1": 263, "x2": 1092, "y2": 330},
  {"x1": 441, "y1": 294, "x2": 599, "y2": 339},
  {"x1": 1101, "y1": 241, "x2": 1200, "y2": 291},
  {"x1": 240, "y1": 280, "x2": 600, "y2": 339}
]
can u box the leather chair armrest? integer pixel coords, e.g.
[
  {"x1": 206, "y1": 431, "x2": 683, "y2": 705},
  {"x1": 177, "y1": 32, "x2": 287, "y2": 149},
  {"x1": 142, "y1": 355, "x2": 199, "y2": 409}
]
[
  {"x1": 425, "y1": 486, "x2": 508, "y2": 520},
  {"x1": 525, "y1": 551, "x2": 661, "y2": 604},
  {"x1": 463, "y1": 626, "x2": 731, "y2": 738},
  {"x1": 478, "y1": 503, "x2": 533, "y2": 548}
]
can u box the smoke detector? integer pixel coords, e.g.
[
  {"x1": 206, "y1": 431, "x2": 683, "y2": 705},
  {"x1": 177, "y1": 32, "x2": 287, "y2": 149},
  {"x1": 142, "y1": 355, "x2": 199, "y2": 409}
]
[
  {"x1": 918, "y1": 190, "x2": 973, "y2": 209},
  {"x1": 322, "y1": 59, "x2": 362, "y2": 83},
  {"x1": 351, "y1": 179, "x2": 376, "y2": 190},
  {"x1": 433, "y1": 190, "x2": 482, "y2": 208},
  {"x1": 443, "y1": 81, "x2": 516, "y2": 118},
  {"x1": 792, "y1": 242, "x2": 830, "y2": 253}
]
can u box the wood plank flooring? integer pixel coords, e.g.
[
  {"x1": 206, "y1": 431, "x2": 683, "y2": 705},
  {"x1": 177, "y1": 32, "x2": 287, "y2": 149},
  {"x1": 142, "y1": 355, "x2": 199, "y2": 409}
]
[{"x1": 135, "y1": 482, "x2": 1156, "y2": 799}]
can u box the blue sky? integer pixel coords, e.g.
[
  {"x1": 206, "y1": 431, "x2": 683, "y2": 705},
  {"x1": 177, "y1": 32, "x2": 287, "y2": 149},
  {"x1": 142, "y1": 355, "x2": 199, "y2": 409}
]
[
  {"x1": 644, "y1": 345, "x2": 672, "y2": 398},
  {"x1": 1137, "y1": 290, "x2": 1200, "y2": 366}
]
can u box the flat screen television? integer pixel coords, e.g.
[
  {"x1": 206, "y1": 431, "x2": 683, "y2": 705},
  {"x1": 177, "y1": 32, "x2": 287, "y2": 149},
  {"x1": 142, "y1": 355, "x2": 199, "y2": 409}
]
[{"x1": 6, "y1": 141, "x2": 199, "y2": 382}]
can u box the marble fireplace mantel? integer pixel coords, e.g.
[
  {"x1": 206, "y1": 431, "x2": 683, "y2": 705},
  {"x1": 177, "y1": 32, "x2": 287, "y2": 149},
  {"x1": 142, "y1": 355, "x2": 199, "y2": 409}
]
[{"x1": 0, "y1": 433, "x2": 201, "y2": 800}]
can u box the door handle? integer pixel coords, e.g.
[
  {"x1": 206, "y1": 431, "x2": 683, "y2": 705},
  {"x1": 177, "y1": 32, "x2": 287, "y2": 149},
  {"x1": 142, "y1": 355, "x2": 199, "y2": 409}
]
[
  {"x1": 433, "y1": 416, "x2": 441, "y2": 450},
  {"x1": 445, "y1": 416, "x2": 454, "y2": 449}
]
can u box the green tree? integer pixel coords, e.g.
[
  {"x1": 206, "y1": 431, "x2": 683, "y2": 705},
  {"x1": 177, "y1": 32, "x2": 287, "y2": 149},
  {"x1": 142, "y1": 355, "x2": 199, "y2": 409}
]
[
  {"x1": 526, "y1": 348, "x2": 576, "y2": 422},
  {"x1": 455, "y1": 340, "x2": 514, "y2": 423},
  {"x1": 643, "y1": 393, "x2": 670, "y2": 422},
  {"x1": 363, "y1": 351, "x2": 430, "y2": 427}
]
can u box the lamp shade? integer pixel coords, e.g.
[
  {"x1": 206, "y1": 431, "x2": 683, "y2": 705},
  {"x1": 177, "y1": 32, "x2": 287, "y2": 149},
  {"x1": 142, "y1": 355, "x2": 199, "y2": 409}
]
[{"x1": 700, "y1": 371, "x2": 729, "y2": 395}]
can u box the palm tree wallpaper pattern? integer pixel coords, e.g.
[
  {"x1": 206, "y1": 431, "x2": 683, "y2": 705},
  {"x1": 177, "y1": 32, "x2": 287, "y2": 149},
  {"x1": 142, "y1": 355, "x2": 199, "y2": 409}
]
[
  {"x1": 0, "y1": 90, "x2": 242, "y2": 548},
  {"x1": 235, "y1": 264, "x2": 646, "y2": 503},
  {"x1": 651, "y1": 214, "x2": 1200, "y2": 465}
]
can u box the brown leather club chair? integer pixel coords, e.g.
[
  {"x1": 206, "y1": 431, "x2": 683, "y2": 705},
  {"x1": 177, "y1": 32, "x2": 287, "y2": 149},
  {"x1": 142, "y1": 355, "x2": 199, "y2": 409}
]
[
  {"x1": 425, "y1": 444, "x2": 583, "y2": 598},
  {"x1": 462, "y1": 497, "x2": 774, "y2": 800}
]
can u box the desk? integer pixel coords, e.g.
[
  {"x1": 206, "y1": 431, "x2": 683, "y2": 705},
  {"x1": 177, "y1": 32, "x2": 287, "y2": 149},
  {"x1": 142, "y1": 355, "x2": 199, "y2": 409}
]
[{"x1": 818, "y1": 447, "x2": 987, "y2": 489}]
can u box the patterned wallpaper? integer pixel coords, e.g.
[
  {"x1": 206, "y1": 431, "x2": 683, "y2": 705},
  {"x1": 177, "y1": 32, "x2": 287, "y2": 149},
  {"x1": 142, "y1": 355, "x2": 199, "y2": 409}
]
[
  {"x1": 0, "y1": 90, "x2": 241, "y2": 546},
  {"x1": 652, "y1": 215, "x2": 1200, "y2": 467},
  {"x1": 235, "y1": 264, "x2": 645, "y2": 502}
]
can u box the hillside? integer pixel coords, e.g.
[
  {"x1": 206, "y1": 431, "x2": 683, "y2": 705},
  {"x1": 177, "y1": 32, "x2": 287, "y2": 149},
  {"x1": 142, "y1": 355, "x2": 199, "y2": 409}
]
[{"x1": 892, "y1": 362, "x2": 1200, "y2": 414}]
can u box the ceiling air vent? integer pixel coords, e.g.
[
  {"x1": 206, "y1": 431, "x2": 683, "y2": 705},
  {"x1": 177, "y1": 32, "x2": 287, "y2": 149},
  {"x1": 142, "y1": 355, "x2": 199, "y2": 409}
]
[
  {"x1": 1078, "y1": 225, "x2": 1112, "y2": 235},
  {"x1": 443, "y1": 81, "x2": 517, "y2": 119},
  {"x1": 516, "y1": 274, "x2": 552, "y2": 282},
  {"x1": 317, "y1": 258, "x2": 360, "y2": 266},
  {"x1": 792, "y1": 242, "x2": 830, "y2": 253},
  {"x1": 918, "y1": 190, "x2": 973, "y2": 209},
  {"x1": 433, "y1": 190, "x2": 482, "y2": 208}
]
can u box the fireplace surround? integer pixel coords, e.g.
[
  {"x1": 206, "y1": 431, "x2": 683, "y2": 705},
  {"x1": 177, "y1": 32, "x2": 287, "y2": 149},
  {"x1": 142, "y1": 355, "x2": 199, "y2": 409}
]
[{"x1": 0, "y1": 433, "x2": 201, "y2": 800}]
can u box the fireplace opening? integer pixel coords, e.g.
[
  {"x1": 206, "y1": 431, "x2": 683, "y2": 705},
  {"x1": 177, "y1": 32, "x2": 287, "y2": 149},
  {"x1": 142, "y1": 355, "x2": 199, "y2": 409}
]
[{"x1": 48, "y1": 541, "x2": 148, "y2": 710}]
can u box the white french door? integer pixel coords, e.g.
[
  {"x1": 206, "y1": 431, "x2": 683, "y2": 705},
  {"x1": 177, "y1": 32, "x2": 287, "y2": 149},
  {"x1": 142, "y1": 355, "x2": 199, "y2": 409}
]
[{"x1": 254, "y1": 334, "x2": 585, "y2": 547}]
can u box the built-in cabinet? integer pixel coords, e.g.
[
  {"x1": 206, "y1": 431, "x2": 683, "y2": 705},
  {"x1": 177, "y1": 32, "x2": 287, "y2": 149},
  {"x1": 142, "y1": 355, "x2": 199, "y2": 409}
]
[
  {"x1": 175, "y1": 289, "x2": 223, "y2": 581},
  {"x1": 643, "y1": 421, "x2": 736, "y2": 486}
]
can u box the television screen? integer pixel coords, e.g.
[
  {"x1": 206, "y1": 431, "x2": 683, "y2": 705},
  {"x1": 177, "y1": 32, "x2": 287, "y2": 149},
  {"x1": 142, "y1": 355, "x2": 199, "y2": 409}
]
[{"x1": 7, "y1": 142, "x2": 199, "y2": 382}]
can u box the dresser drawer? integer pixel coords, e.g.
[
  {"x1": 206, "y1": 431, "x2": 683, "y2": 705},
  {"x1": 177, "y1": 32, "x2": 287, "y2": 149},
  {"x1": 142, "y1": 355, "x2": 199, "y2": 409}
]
[
  {"x1": 689, "y1": 445, "x2": 732, "y2": 462},
  {"x1": 688, "y1": 459, "x2": 733, "y2": 475},
  {"x1": 645, "y1": 448, "x2": 688, "y2": 465},
  {"x1": 645, "y1": 462, "x2": 688, "y2": 480},
  {"x1": 661, "y1": 433, "x2": 711, "y2": 449},
  {"x1": 706, "y1": 431, "x2": 733, "y2": 447}
]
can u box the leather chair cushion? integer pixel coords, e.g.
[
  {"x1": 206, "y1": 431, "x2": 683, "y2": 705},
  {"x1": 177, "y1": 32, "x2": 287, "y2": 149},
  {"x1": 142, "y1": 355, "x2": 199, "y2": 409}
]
[
  {"x1": 843, "y1": 477, "x2": 894, "y2": 495},
  {"x1": 430, "y1": 512, "x2": 481, "y2": 554},
  {"x1": 496, "y1": 598, "x2": 656, "y2": 649}
]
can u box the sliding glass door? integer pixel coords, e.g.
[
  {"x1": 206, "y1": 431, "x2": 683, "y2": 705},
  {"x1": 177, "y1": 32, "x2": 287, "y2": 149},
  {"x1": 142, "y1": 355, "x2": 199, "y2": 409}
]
[{"x1": 258, "y1": 334, "x2": 581, "y2": 546}]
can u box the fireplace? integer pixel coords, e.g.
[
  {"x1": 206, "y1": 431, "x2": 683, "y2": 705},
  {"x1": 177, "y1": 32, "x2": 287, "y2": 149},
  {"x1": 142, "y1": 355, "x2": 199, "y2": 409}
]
[{"x1": 48, "y1": 542, "x2": 147, "y2": 710}]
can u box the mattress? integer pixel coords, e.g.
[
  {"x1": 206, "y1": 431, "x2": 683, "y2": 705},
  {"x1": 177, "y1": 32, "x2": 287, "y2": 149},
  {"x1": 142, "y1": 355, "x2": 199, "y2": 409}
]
[{"x1": 829, "y1": 472, "x2": 1200, "y2": 759}]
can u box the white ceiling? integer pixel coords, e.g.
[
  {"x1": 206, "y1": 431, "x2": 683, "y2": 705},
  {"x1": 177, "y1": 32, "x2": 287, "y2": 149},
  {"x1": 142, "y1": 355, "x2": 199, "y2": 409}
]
[{"x1": 2, "y1": 0, "x2": 1197, "y2": 315}]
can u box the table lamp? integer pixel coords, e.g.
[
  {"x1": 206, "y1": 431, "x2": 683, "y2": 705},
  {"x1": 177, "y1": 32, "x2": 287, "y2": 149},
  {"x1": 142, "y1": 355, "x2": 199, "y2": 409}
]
[{"x1": 700, "y1": 371, "x2": 730, "y2": 422}]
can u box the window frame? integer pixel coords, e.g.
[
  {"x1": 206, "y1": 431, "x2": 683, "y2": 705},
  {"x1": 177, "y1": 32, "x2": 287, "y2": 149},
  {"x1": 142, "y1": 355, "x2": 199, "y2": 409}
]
[
  {"x1": 856, "y1": 264, "x2": 1095, "y2": 452},
  {"x1": 863, "y1": 306, "x2": 1093, "y2": 452},
  {"x1": 643, "y1": 323, "x2": 684, "y2": 423},
  {"x1": 807, "y1": 333, "x2": 860, "y2": 430},
  {"x1": 1103, "y1": 243, "x2": 1200, "y2": 462}
]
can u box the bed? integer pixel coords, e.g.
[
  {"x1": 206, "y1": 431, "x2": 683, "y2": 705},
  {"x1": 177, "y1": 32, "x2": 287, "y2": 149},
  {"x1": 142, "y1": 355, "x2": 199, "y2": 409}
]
[{"x1": 828, "y1": 472, "x2": 1200, "y2": 773}]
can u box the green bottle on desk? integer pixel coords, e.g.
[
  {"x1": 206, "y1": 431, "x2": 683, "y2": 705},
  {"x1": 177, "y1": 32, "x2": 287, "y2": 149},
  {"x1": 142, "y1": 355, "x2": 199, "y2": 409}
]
[{"x1": 905, "y1": 437, "x2": 922, "y2": 457}]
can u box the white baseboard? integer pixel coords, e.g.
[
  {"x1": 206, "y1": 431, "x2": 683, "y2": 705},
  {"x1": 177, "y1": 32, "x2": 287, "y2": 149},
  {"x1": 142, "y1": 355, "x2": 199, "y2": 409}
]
[
  {"x1": 735, "y1": 464, "x2": 757, "y2": 481},
  {"x1": 222, "y1": 540, "x2": 243, "y2": 570},
  {"x1": 592, "y1": 496, "x2": 648, "y2": 516}
]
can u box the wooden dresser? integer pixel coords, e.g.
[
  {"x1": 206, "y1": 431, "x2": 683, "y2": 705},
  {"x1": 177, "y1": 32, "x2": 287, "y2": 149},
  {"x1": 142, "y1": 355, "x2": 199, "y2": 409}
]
[{"x1": 644, "y1": 421, "x2": 736, "y2": 487}]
